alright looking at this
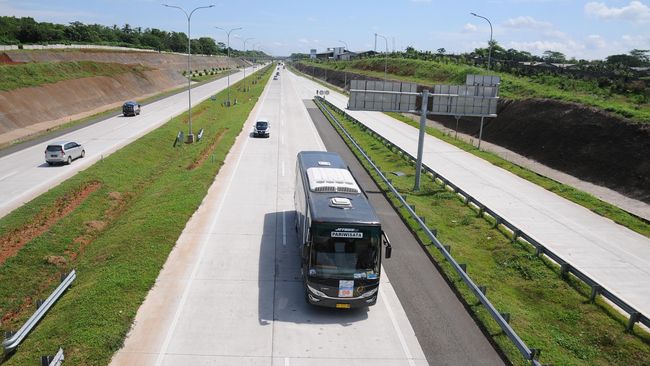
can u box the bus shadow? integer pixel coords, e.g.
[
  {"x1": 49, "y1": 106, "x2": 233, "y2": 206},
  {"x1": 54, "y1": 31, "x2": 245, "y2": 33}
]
[{"x1": 258, "y1": 211, "x2": 369, "y2": 326}]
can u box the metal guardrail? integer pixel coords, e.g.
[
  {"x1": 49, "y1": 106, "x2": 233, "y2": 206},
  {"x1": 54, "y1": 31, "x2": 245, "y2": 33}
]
[
  {"x1": 42, "y1": 347, "x2": 64, "y2": 366},
  {"x1": 314, "y1": 97, "x2": 543, "y2": 365},
  {"x1": 3, "y1": 270, "x2": 76, "y2": 354},
  {"x1": 316, "y1": 97, "x2": 649, "y2": 333}
]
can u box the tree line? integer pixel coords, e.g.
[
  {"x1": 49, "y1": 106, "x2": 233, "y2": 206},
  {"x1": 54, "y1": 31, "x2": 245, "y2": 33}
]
[{"x1": 0, "y1": 16, "x2": 265, "y2": 57}]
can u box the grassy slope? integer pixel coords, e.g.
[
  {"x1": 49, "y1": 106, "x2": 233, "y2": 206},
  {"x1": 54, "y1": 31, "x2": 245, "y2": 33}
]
[
  {"x1": 0, "y1": 61, "x2": 150, "y2": 91},
  {"x1": 0, "y1": 65, "x2": 273, "y2": 365},
  {"x1": 319, "y1": 101, "x2": 650, "y2": 366},
  {"x1": 302, "y1": 59, "x2": 650, "y2": 123}
]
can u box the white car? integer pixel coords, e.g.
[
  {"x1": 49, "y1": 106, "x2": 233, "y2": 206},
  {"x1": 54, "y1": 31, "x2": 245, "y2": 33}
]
[{"x1": 45, "y1": 141, "x2": 85, "y2": 165}]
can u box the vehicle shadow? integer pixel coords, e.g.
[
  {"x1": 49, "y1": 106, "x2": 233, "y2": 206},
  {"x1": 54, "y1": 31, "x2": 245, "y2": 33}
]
[{"x1": 258, "y1": 211, "x2": 369, "y2": 327}]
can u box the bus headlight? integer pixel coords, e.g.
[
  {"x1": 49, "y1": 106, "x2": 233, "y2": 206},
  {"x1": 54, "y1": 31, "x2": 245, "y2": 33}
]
[
  {"x1": 307, "y1": 284, "x2": 326, "y2": 298},
  {"x1": 360, "y1": 287, "x2": 378, "y2": 298}
]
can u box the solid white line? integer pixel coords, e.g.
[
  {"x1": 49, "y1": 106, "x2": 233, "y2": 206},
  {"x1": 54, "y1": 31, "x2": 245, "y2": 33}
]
[
  {"x1": 154, "y1": 72, "x2": 272, "y2": 366},
  {"x1": 0, "y1": 171, "x2": 17, "y2": 182},
  {"x1": 380, "y1": 286, "x2": 416, "y2": 366},
  {"x1": 281, "y1": 160, "x2": 285, "y2": 177},
  {"x1": 282, "y1": 211, "x2": 286, "y2": 246},
  {"x1": 285, "y1": 357, "x2": 290, "y2": 366}
]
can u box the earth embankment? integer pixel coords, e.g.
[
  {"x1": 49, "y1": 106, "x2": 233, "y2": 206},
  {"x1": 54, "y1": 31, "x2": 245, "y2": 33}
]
[
  {"x1": 294, "y1": 63, "x2": 650, "y2": 204},
  {"x1": 0, "y1": 50, "x2": 247, "y2": 145}
]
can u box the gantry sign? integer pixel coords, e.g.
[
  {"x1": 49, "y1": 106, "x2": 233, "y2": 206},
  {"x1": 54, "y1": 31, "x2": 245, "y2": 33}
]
[{"x1": 347, "y1": 75, "x2": 500, "y2": 190}]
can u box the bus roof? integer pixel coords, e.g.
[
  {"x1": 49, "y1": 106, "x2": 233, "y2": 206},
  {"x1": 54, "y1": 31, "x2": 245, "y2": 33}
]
[{"x1": 297, "y1": 151, "x2": 380, "y2": 226}]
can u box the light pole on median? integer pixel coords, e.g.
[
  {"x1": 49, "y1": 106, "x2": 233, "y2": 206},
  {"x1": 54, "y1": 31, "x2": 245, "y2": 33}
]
[
  {"x1": 375, "y1": 33, "x2": 388, "y2": 83},
  {"x1": 163, "y1": 3, "x2": 214, "y2": 143},
  {"x1": 338, "y1": 39, "x2": 349, "y2": 90},
  {"x1": 470, "y1": 12, "x2": 493, "y2": 70},
  {"x1": 215, "y1": 26, "x2": 243, "y2": 106},
  {"x1": 242, "y1": 37, "x2": 254, "y2": 91}
]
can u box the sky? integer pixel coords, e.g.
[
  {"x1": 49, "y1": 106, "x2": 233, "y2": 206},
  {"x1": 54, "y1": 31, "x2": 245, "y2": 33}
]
[{"x1": 1, "y1": 0, "x2": 649, "y2": 60}]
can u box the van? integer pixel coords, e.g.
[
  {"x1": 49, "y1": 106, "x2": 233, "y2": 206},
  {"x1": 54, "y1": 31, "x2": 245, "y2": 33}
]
[
  {"x1": 122, "y1": 101, "x2": 141, "y2": 116},
  {"x1": 45, "y1": 141, "x2": 85, "y2": 165}
]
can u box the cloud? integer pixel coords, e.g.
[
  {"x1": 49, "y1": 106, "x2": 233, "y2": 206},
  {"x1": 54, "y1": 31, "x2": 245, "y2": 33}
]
[
  {"x1": 507, "y1": 39, "x2": 584, "y2": 55},
  {"x1": 0, "y1": 0, "x2": 98, "y2": 21},
  {"x1": 620, "y1": 34, "x2": 650, "y2": 48},
  {"x1": 585, "y1": 1, "x2": 650, "y2": 23},
  {"x1": 586, "y1": 34, "x2": 607, "y2": 49},
  {"x1": 463, "y1": 23, "x2": 478, "y2": 32},
  {"x1": 503, "y1": 16, "x2": 553, "y2": 29},
  {"x1": 543, "y1": 29, "x2": 569, "y2": 39}
]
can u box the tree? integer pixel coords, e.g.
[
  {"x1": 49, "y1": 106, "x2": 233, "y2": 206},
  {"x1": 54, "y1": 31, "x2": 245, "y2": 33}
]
[
  {"x1": 606, "y1": 54, "x2": 643, "y2": 67},
  {"x1": 436, "y1": 47, "x2": 446, "y2": 55},
  {"x1": 629, "y1": 49, "x2": 649, "y2": 65},
  {"x1": 542, "y1": 50, "x2": 566, "y2": 63}
]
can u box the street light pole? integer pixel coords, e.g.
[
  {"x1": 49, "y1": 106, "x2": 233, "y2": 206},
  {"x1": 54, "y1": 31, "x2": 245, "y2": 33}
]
[
  {"x1": 243, "y1": 37, "x2": 254, "y2": 91},
  {"x1": 215, "y1": 26, "x2": 243, "y2": 106},
  {"x1": 338, "y1": 40, "x2": 348, "y2": 90},
  {"x1": 470, "y1": 12, "x2": 493, "y2": 70},
  {"x1": 376, "y1": 33, "x2": 388, "y2": 82},
  {"x1": 163, "y1": 3, "x2": 214, "y2": 143}
]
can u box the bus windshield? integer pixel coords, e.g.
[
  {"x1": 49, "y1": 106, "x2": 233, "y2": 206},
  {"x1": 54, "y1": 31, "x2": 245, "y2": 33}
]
[{"x1": 310, "y1": 225, "x2": 380, "y2": 279}]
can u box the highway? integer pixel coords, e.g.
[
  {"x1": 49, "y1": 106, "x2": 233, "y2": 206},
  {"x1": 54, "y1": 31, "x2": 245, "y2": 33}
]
[
  {"x1": 0, "y1": 65, "x2": 263, "y2": 220},
  {"x1": 110, "y1": 66, "x2": 506, "y2": 365},
  {"x1": 286, "y1": 70, "x2": 650, "y2": 323}
]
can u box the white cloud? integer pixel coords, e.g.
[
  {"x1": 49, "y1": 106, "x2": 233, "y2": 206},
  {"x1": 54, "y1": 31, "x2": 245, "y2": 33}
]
[
  {"x1": 507, "y1": 40, "x2": 584, "y2": 55},
  {"x1": 503, "y1": 16, "x2": 553, "y2": 29},
  {"x1": 585, "y1": 1, "x2": 650, "y2": 23},
  {"x1": 0, "y1": 0, "x2": 97, "y2": 21},
  {"x1": 463, "y1": 23, "x2": 478, "y2": 32},
  {"x1": 585, "y1": 34, "x2": 606, "y2": 49},
  {"x1": 620, "y1": 34, "x2": 650, "y2": 48},
  {"x1": 543, "y1": 29, "x2": 569, "y2": 39}
]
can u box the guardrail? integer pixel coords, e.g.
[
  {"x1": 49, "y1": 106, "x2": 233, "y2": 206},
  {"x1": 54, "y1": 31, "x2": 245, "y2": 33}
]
[
  {"x1": 41, "y1": 347, "x2": 64, "y2": 366},
  {"x1": 3, "y1": 270, "x2": 76, "y2": 354},
  {"x1": 314, "y1": 97, "x2": 543, "y2": 365},
  {"x1": 316, "y1": 96, "x2": 649, "y2": 333}
]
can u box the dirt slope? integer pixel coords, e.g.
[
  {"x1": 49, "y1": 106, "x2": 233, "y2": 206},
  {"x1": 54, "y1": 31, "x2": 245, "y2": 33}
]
[{"x1": 0, "y1": 50, "x2": 247, "y2": 145}]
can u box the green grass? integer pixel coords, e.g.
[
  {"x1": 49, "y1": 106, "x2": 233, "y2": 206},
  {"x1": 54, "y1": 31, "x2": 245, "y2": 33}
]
[
  {"x1": 0, "y1": 61, "x2": 151, "y2": 91},
  {"x1": 384, "y1": 112, "x2": 650, "y2": 239},
  {"x1": 317, "y1": 100, "x2": 650, "y2": 366},
  {"x1": 300, "y1": 59, "x2": 650, "y2": 123},
  {"x1": 0, "y1": 64, "x2": 274, "y2": 365}
]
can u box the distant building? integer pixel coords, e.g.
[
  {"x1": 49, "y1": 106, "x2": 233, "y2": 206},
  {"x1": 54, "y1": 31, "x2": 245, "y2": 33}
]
[
  {"x1": 310, "y1": 47, "x2": 359, "y2": 60},
  {"x1": 310, "y1": 49, "x2": 317, "y2": 59}
]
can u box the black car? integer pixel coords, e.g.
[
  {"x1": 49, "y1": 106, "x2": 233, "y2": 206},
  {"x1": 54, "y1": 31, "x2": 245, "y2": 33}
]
[{"x1": 122, "y1": 101, "x2": 141, "y2": 116}]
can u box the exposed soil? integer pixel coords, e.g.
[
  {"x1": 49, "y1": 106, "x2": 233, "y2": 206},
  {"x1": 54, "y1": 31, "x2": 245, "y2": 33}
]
[
  {"x1": 295, "y1": 63, "x2": 650, "y2": 205},
  {"x1": 187, "y1": 128, "x2": 228, "y2": 170},
  {"x1": 0, "y1": 181, "x2": 101, "y2": 266}
]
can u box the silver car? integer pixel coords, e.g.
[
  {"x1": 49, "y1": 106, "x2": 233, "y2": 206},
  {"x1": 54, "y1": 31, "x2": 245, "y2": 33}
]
[{"x1": 45, "y1": 141, "x2": 85, "y2": 165}]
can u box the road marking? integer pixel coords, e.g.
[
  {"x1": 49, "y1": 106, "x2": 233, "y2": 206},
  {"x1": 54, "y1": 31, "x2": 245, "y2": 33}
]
[
  {"x1": 281, "y1": 135, "x2": 285, "y2": 145},
  {"x1": 285, "y1": 357, "x2": 290, "y2": 366},
  {"x1": 0, "y1": 171, "x2": 17, "y2": 182},
  {"x1": 282, "y1": 211, "x2": 286, "y2": 246},
  {"x1": 380, "y1": 286, "x2": 416, "y2": 366},
  {"x1": 281, "y1": 160, "x2": 285, "y2": 177}
]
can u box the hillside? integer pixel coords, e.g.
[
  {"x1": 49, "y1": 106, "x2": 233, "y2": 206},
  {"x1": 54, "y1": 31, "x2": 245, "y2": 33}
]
[
  {"x1": 0, "y1": 50, "x2": 247, "y2": 145},
  {"x1": 295, "y1": 60, "x2": 650, "y2": 204}
]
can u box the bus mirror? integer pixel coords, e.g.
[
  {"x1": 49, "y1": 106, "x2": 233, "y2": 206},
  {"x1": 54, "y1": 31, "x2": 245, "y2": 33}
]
[
  {"x1": 385, "y1": 245, "x2": 392, "y2": 258},
  {"x1": 382, "y1": 231, "x2": 392, "y2": 258}
]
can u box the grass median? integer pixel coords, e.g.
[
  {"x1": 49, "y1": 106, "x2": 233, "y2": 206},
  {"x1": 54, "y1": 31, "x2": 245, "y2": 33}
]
[
  {"x1": 0, "y1": 64, "x2": 273, "y2": 365},
  {"x1": 317, "y1": 100, "x2": 650, "y2": 366}
]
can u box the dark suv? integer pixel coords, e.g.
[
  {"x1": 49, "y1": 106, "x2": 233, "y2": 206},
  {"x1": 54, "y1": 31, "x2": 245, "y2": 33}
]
[
  {"x1": 253, "y1": 120, "x2": 270, "y2": 138},
  {"x1": 122, "y1": 101, "x2": 141, "y2": 116}
]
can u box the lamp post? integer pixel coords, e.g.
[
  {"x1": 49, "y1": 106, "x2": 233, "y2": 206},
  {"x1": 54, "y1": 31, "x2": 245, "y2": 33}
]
[
  {"x1": 338, "y1": 40, "x2": 348, "y2": 90},
  {"x1": 215, "y1": 26, "x2": 243, "y2": 106},
  {"x1": 470, "y1": 12, "x2": 493, "y2": 70},
  {"x1": 242, "y1": 37, "x2": 254, "y2": 91},
  {"x1": 375, "y1": 33, "x2": 388, "y2": 82},
  {"x1": 163, "y1": 3, "x2": 214, "y2": 143}
]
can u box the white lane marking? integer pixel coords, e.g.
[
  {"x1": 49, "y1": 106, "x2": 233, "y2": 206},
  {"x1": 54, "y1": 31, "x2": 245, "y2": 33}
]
[
  {"x1": 380, "y1": 286, "x2": 416, "y2": 366},
  {"x1": 281, "y1": 160, "x2": 285, "y2": 177},
  {"x1": 154, "y1": 72, "x2": 273, "y2": 366},
  {"x1": 281, "y1": 135, "x2": 285, "y2": 145},
  {"x1": 0, "y1": 171, "x2": 17, "y2": 182},
  {"x1": 285, "y1": 357, "x2": 290, "y2": 366},
  {"x1": 282, "y1": 211, "x2": 286, "y2": 246}
]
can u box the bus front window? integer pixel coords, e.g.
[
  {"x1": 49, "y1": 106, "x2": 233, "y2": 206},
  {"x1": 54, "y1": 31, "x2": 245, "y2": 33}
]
[{"x1": 310, "y1": 226, "x2": 380, "y2": 279}]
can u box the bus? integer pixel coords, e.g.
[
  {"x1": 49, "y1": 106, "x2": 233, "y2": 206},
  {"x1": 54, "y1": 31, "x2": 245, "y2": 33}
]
[{"x1": 294, "y1": 151, "x2": 392, "y2": 308}]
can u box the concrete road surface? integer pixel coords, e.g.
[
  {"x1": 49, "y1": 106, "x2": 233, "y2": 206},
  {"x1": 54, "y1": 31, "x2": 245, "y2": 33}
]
[
  {"x1": 0, "y1": 65, "x2": 263, "y2": 220},
  {"x1": 287, "y1": 70, "x2": 650, "y2": 323}
]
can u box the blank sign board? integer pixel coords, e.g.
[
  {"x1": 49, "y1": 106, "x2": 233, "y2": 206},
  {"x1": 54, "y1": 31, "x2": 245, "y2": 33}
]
[
  {"x1": 348, "y1": 80, "x2": 417, "y2": 112},
  {"x1": 429, "y1": 85, "x2": 498, "y2": 117}
]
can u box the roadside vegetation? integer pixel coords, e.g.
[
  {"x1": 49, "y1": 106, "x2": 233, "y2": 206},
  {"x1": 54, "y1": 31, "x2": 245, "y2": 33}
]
[
  {"x1": 317, "y1": 100, "x2": 650, "y2": 366},
  {"x1": 299, "y1": 59, "x2": 650, "y2": 123},
  {"x1": 0, "y1": 60, "x2": 150, "y2": 91},
  {"x1": 0, "y1": 64, "x2": 273, "y2": 365}
]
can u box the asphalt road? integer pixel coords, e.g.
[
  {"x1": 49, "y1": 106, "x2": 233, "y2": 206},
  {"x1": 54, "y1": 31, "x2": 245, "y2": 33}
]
[
  {"x1": 111, "y1": 66, "x2": 431, "y2": 365},
  {"x1": 287, "y1": 70, "x2": 650, "y2": 325},
  {"x1": 304, "y1": 98, "x2": 506, "y2": 365},
  {"x1": 0, "y1": 65, "x2": 264, "y2": 220}
]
